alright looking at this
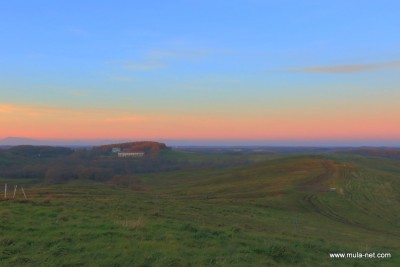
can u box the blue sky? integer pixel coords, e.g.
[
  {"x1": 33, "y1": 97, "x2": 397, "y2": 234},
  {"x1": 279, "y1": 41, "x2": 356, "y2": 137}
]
[{"x1": 1, "y1": 1, "x2": 400, "y2": 144}]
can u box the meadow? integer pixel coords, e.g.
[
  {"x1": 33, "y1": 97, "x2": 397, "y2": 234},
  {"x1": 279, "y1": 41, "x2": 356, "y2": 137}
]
[{"x1": 0, "y1": 146, "x2": 399, "y2": 266}]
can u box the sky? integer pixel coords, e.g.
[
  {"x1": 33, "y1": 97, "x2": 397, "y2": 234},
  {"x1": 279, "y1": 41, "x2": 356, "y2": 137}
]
[{"x1": 1, "y1": 1, "x2": 400, "y2": 145}]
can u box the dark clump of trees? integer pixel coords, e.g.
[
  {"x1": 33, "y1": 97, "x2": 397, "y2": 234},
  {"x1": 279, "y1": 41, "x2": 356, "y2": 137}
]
[
  {"x1": 8, "y1": 145, "x2": 73, "y2": 157},
  {"x1": 44, "y1": 165, "x2": 113, "y2": 184},
  {"x1": 0, "y1": 165, "x2": 47, "y2": 179}
]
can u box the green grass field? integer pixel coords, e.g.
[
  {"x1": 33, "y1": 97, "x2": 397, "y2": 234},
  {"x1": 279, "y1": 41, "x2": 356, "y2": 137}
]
[{"x1": 1, "y1": 153, "x2": 399, "y2": 266}]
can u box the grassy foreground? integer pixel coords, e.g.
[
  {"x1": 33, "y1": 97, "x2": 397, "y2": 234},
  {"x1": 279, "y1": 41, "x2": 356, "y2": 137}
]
[{"x1": 1, "y1": 154, "x2": 399, "y2": 266}]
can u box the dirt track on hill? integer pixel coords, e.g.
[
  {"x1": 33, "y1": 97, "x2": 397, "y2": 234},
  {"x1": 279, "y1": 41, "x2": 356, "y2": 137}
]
[
  {"x1": 297, "y1": 160, "x2": 335, "y2": 192},
  {"x1": 298, "y1": 161, "x2": 400, "y2": 237},
  {"x1": 301, "y1": 194, "x2": 400, "y2": 237}
]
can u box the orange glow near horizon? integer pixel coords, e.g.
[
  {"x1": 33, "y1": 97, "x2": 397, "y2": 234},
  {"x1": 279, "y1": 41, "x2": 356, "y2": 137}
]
[{"x1": 1, "y1": 103, "x2": 399, "y2": 141}]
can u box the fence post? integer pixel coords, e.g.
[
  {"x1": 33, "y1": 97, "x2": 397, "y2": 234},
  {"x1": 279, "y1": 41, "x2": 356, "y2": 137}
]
[
  {"x1": 13, "y1": 185, "x2": 17, "y2": 199},
  {"x1": 21, "y1": 187, "x2": 27, "y2": 200}
]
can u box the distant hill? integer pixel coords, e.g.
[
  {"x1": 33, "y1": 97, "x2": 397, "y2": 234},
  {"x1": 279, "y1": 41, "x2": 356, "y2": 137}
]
[
  {"x1": 333, "y1": 148, "x2": 400, "y2": 159},
  {"x1": 0, "y1": 137, "x2": 38, "y2": 146},
  {"x1": 0, "y1": 137, "x2": 173, "y2": 147}
]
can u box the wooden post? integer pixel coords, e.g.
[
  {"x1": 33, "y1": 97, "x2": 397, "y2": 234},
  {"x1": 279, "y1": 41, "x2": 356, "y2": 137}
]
[
  {"x1": 13, "y1": 185, "x2": 17, "y2": 199},
  {"x1": 21, "y1": 187, "x2": 27, "y2": 200},
  {"x1": 4, "y1": 183, "x2": 7, "y2": 199}
]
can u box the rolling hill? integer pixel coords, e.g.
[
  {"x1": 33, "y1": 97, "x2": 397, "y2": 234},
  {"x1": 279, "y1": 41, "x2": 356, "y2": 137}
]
[{"x1": 0, "y1": 149, "x2": 399, "y2": 266}]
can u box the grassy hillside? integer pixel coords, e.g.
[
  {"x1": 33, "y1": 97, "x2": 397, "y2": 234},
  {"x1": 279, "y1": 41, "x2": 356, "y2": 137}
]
[{"x1": 0, "y1": 153, "x2": 399, "y2": 266}]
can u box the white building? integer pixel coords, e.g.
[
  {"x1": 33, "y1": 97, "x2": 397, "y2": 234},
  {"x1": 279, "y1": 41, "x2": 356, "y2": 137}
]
[
  {"x1": 112, "y1": 147, "x2": 121, "y2": 153},
  {"x1": 118, "y1": 151, "x2": 144, "y2": 158}
]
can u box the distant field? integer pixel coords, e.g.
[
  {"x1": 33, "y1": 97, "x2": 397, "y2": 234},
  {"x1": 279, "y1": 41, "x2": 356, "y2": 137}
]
[{"x1": 1, "y1": 150, "x2": 399, "y2": 266}]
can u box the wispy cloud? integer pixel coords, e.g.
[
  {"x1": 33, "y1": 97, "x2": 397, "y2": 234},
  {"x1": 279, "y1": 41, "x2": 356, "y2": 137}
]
[
  {"x1": 108, "y1": 76, "x2": 135, "y2": 82},
  {"x1": 125, "y1": 62, "x2": 166, "y2": 71},
  {"x1": 104, "y1": 117, "x2": 146, "y2": 123},
  {"x1": 0, "y1": 104, "x2": 21, "y2": 114},
  {"x1": 106, "y1": 60, "x2": 166, "y2": 71},
  {"x1": 293, "y1": 60, "x2": 400, "y2": 74},
  {"x1": 0, "y1": 103, "x2": 84, "y2": 117},
  {"x1": 146, "y1": 49, "x2": 211, "y2": 61},
  {"x1": 0, "y1": 103, "x2": 145, "y2": 122},
  {"x1": 0, "y1": 103, "x2": 148, "y2": 139},
  {"x1": 69, "y1": 90, "x2": 87, "y2": 97},
  {"x1": 109, "y1": 46, "x2": 218, "y2": 72}
]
